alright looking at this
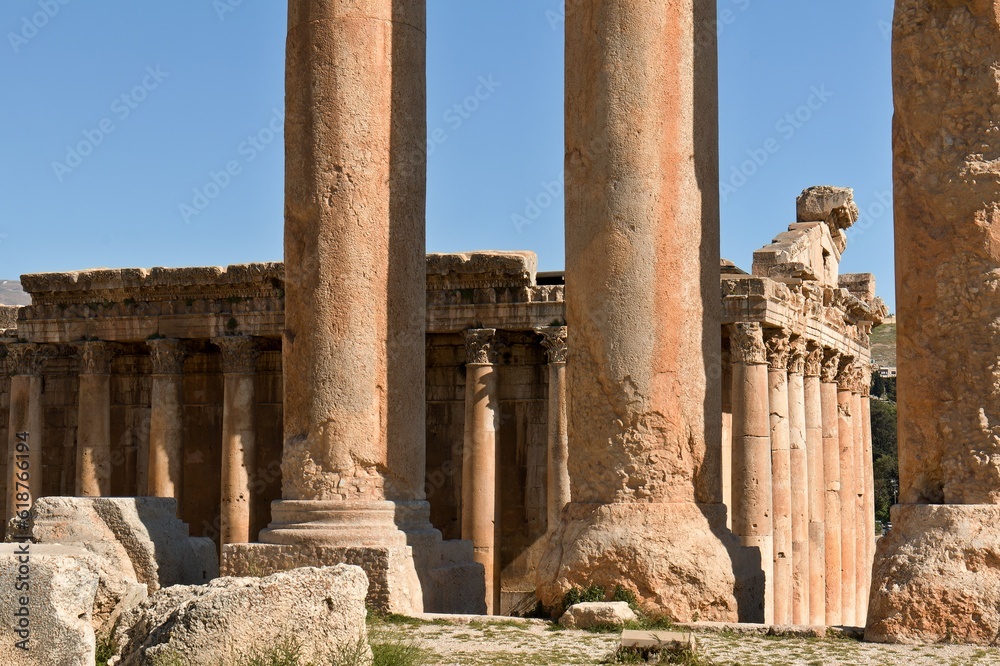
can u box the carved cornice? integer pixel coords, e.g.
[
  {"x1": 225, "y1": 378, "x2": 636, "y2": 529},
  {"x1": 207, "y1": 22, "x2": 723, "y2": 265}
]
[
  {"x1": 214, "y1": 336, "x2": 260, "y2": 375},
  {"x1": 465, "y1": 328, "x2": 499, "y2": 365},
  {"x1": 6, "y1": 343, "x2": 51, "y2": 376},
  {"x1": 729, "y1": 322, "x2": 767, "y2": 365},
  {"x1": 788, "y1": 338, "x2": 807, "y2": 375},
  {"x1": 79, "y1": 341, "x2": 118, "y2": 375},
  {"x1": 536, "y1": 326, "x2": 568, "y2": 364},
  {"x1": 148, "y1": 339, "x2": 186, "y2": 375},
  {"x1": 820, "y1": 349, "x2": 841, "y2": 383},
  {"x1": 837, "y1": 356, "x2": 859, "y2": 391},
  {"x1": 764, "y1": 329, "x2": 792, "y2": 370}
]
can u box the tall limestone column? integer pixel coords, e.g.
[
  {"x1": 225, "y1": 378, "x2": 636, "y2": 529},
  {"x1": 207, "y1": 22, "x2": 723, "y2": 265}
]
[
  {"x1": 787, "y1": 339, "x2": 810, "y2": 625},
  {"x1": 537, "y1": 0, "x2": 738, "y2": 621},
  {"x1": 722, "y1": 345, "x2": 734, "y2": 531},
  {"x1": 215, "y1": 336, "x2": 259, "y2": 547},
  {"x1": 5, "y1": 344, "x2": 47, "y2": 531},
  {"x1": 147, "y1": 339, "x2": 186, "y2": 504},
  {"x1": 851, "y1": 368, "x2": 867, "y2": 624},
  {"x1": 765, "y1": 330, "x2": 793, "y2": 625},
  {"x1": 868, "y1": 1, "x2": 1000, "y2": 643},
  {"x1": 462, "y1": 329, "x2": 500, "y2": 615},
  {"x1": 804, "y1": 344, "x2": 826, "y2": 626},
  {"x1": 836, "y1": 357, "x2": 857, "y2": 627},
  {"x1": 537, "y1": 326, "x2": 570, "y2": 533},
  {"x1": 731, "y1": 322, "x2": 774, "y2": 624},
  {"x1": 76, "y1": 342, "x2": 115, "y2": 497},
  {"x1": 820, "y1": 349, "x2": 842, "y2": 626},
  {"x1": 860, "y1": 363, "x2": 875, "y2": 618}
]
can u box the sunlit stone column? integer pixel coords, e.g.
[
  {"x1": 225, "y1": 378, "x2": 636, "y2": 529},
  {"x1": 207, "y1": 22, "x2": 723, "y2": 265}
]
[
  {"x1": 722, "y1": 345, "x2": 734, "y2": 531},
  {"x1": 147, "y1": 339, "x2": 186, "y2": 504},
  {"x1": 765, "y1": 329, "x2": 793, "y2": 625},
  {"x1": 537, "y1": 326, "x2": 570, "y2": 532},
  {"x1": 463, "y1": 329, "x2": 500, "y2": 615},
  {"x1": 76, "y1": 342, "x2": 115, "y2": 497},
  {"x1": 851, "y1": 367, "x2": 867, "y2": 624},
  {"x1": 5, "y1": 344, "x2": 47, "y2": 529},
  {"x1": 731, "y1": 322, "x2": 774, "y2": 624},
  {"x1": 804, "y1": 344, "x2": 826, "y2": 626},
  {"x1": 820, "y1": 349, "x2": 842, "y2": 625},
  {"x1": 860, "y1": 362, "x2": 875, "y2": 618},
  {"x1": 537, "y1": 0, "x2": 737, "y2": 622},
  {"x1": 787, "y1": 339, "x2": 810, "y2": 625},
  {"x1": 837, "y1": 357, "x2": 857, "y2": 627},
  {"x1": 215, "y1": 336, "x2": 260, "y2": 547}
]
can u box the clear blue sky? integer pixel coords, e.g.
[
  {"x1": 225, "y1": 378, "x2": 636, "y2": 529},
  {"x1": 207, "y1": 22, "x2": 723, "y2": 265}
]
[{"x1": 0, "y1": 0, "x2": 896, "y2": 311}]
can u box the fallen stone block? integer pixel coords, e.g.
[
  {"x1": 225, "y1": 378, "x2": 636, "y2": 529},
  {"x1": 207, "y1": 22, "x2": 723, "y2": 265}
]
[
  {"x1": 559, "y1": 601, "x2": 637, "y2": 629},
  {"x1": 111, "y1": 564, "x2": 370, "y2": 665},
  {"x1": 621, "y1": 629, "x2": 696, "y2": 651}
]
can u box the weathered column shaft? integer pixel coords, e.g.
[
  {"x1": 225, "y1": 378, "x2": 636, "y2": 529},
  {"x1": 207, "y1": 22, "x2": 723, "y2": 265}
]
[
  {"x1": 538, "y1": 327, "x2": 569, "y2": 531},
  {"x1": 5, "y1": 344, "x2": 46, "y2": 530},
  {"x1": 148, "y1": 339, "x2": 185, "y2": 503},
  {"x1": 860, "y1": 365, "x2": 875, "y2": 619},
  {"x1": 766, "y1": 331, "x2": 793, "y2": 625},
  {"x1": 463, "y1": 329, "x2": 500, "y2": 615},
  {"x1": 851, "y1": 386, "x2": 867, "y2": 624},
  {"x1": 722, "y1": 346, "x2": 734, "y2": 531},
  {"x1": 820, "y1": 350, "x2": 842, "y2": 626},
  {"x1": 787, "y1": 341, "x2": 810, "y2": 625},
  {"x1": 804, "y1": 346, "x2": 826, "y2": 626},
  {"x1": 837, "y1": 360, "x2": 857, "y2": 627},
  {"x1": 76, "y1": 342, "x2": 113, "y2": 497},
  {"x1": 216, "y1": 337, "x2": 259, "y2": 546},
  {"x1": 731, "y1": 323, "x2": 774, "y2": 624}
]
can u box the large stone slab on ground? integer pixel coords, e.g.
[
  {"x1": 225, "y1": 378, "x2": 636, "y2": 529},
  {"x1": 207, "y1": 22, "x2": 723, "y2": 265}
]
[
  {"x1": 0, "y1": 544, "x2": 98, "y2": 666},
  {"x1": 866, "y1": 504, "x2": 1000, "y2": 644},
  {"x1": 30, "y1": 497, "x2": 217, "y2": 592},
  {"x1": 560, "y1": 602, "x2": 637, "y2": 629},
  {"x1": 112, "y1": 565, "x2": 369, "y2": 665}
]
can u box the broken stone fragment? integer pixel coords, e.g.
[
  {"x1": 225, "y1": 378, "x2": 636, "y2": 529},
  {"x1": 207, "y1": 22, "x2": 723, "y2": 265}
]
[
  {"x1": 559, "y1": 601, "x2": 638, "y2": 629},
  {"x1": 796, "y1": 186, "x2": 859, "y2": 230}
]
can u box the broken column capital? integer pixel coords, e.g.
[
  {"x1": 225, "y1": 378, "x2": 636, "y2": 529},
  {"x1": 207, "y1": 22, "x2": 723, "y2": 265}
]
[
  {"x1": 536, "y1": 326, "x2": 568, "y2": 364},
  {"x1": 6, "y1": 342, "x2": 53, "y2": 377},
  {"x1": 77, "y1": 341, "x2": 120, "y2": 376},
  {"x1": 148, "y1": 338, "x2": 186, "y2": 375},
  {"x1": 465, "y1": 328, "x2": 500, "y2": 365},
  {"x1": 213, "y1": 336, "x2": 261, "y2": 375},
  {"x1": 729, "y1": 322, "x2": 767, "y2": 366}
]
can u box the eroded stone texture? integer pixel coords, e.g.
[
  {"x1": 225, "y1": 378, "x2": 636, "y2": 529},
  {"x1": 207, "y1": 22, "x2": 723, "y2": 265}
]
[
  {"x1": 765, "y1": 329, "x2": 792, "y2": 625},
  {"x1": 786, "y1": 339, "x2": 810, "y2": 625},
  {"x1": 559, "y1": 602, "x2": 637, "y2": 629}
]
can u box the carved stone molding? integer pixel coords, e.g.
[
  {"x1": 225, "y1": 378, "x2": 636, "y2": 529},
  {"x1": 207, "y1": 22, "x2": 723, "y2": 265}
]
[
  {"x1": 465, "y1": 328, "x2": 499, "y2": 365},
  {"x1": 837, "y1": 356, "x2": 860, "y2": 391},
  {"x1": 536, "y1": 326, "x2": 568, "y2": 364},
  {"x1": 764, "y1": 329, "x2": 792, "y2": 370},
  {"x1": 6, "y1": 343, "x2": 51, "y2": 376},
  {"x1": 148, "y1": 338, "x2": 186, "y2": 375},
  {"x1": 214, "y1": 336, "x2": 260, "y2": 375},
  {"x1": 729, "y1": 322, "x2": 767, "y2": 365},
  {"x1": 820, "y1": 349, "x2": 842, "y2": 383},
  {"x1": 79, "y1": 341, "x2": 118, "y2": 375},
  {"x1": 804, "y1": 344, "x2": 824, "y2": 378},
  {"x1": 788, "y1": 338, "x2": 808, "y2": 375}
]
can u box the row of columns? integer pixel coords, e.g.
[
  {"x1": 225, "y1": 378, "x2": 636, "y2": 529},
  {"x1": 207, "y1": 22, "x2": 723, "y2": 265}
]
[
  {"x1": 460, "y1": 326, "x2": 568, "y2": 614},
  {"x1": 3, "y1": 337, "x2": 265, "y2": 549},
  {"x1": 729, "y1": 322, "x2": 874, "y2": 626}
]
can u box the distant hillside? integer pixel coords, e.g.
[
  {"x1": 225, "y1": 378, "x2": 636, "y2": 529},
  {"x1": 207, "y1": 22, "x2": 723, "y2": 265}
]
[
  {"x1": 871, "y1": 323, "x2": 896, "y2": 368},
  {"x1": 0, "y1": 280, "x2": 30, "y2": 306}
]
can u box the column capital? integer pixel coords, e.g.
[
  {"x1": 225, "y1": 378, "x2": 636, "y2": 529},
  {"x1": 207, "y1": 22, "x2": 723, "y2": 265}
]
[
  {"x1": 536, "y1": 326, "x2": 568, "y2": 364},
  {"x1": 6, "y1": 343, "x2": 52, "y2": 377},
  {"x1": 729, "y1": 322, "x2": 767, "y2": 365},
  {"x1": 78, "y1": 341, "x2": 119, "y2": 375},
  {"x1": 860, "y1": 362, "x2": 873, "y2": 398},
  {"x1": 764, "y1": 328, "x2": 792, "y2": 370},
  {"x1": 214, "y1": 336, "x2": 260, "y2": 375},
  {"x1": 837, "y1": 355, "x2": 860, "y2": 392},
  {"x1": 804, "y1": 343, "x2": 824, "y2": 378},
  {"x1": 465, "y1": 328, "x2": 500, "y2": 365},
  {"x1": 148, "y1": 338, "x2": 186, "y2": 375},
  {"x1": 820, "y1": 349, "x2": 842, "y2": 383},
  {"x1": 788, "y1": 338, "x2": 808, "y2": 375}
]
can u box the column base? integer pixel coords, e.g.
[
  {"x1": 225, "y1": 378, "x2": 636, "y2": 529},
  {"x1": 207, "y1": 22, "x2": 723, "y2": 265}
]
[
  {"x1": 866, "y1": 504, "x2": 1000, "y2": 644},
  {"x1": 222, "y1": 499, "x2": 484, "y2": 615},
  {"x1": 535, "y1": 501, "x2": 739, "y2": 622}
]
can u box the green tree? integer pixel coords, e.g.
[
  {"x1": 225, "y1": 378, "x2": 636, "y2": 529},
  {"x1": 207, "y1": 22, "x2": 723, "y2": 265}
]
[
  {"x1": 871, "y1": 372, "x2": 886, "y2": 399},
  {"x1": 883, "y1": 376, "x2": 897, "y2": 402},
  {"x1": 870, "y1": 400, "x2": 898, "y2": 526}
]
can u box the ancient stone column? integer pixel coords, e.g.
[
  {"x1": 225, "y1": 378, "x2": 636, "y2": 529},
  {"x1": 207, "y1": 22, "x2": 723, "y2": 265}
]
[
  {"x1": 765, "y1": 329, "x2": 793, "y2": 625},
  {"x1": 463, "y1": 329, "x2": 500, "y2": 615},
  {"x1": 148, "y1": 339, "x2": 185, "y2": 504},
  {"x1": 537, "y1": 0, "x2": 737, "y2": 622},
  {"x1": 860, "y1": 363, "x2": 875, "y2": 618},
  {"x1": 804, "y1": 344, "x2": 826, "y2": 626},
  {"x1": 731, "y1": 323, "x2": 774, "y2": 624},
  {"x1": 820, "y1": 349, "x2": 842, "y2": 626},
  {"x1": 836, "y1": 358, "x2": 857, "y2": 627},
  {"x1": 537, "y1": 326, "x2": 570, "y2": 532},
  {"x1": 851, "y1": 369, "x2": 867, "y2": 624},
  {"x1": 722, "y1": 345, "x2": 734, "y2": 531},
  {"x1": 4, "y1": 344, "x2": 46, "y2": 529},
  {"x1": 215, "y1": 336, "x2": 259, "y2": 547},
  {"x1": 76, "y1": 342, "x2": 115, "y2": 497},
  {"x1": 787, "y1": 339, "x2": 810, "y2": 625},
  {"x1": 868, "y1": 1, "x2": 1000, "y2": 643}
]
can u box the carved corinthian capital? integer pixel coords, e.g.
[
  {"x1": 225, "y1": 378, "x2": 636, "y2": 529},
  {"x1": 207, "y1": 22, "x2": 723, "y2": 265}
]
[
  {"x1": 7, "y1": 343, "x2": 50, "y2": 376},
  {"x1": 836, "y1": 356, "x2": 859, "y2": 391},
  {"x1": 820, "y1": 349, "x2": 841, "y2": 383},
  {"x1": 804, "y1": 344, "x2": 824, "y2": 377},
  {"x1": 148, "y1": 338, "x2": 186, "y2": 375},
  {"x1": 465, "y1": 328, "x2": 499, "y2": 365},
  {"x1": 214, "y1": 336, "x2": 260, "y2": 375},
  {"x1": 860, "y1": 362, "x2": 873, "y2": 398},
  {"x1": 788, "y1": 338, "x2": 807, "y2": 375},
  {"x1": 729, "y1": 322, "x2": 767, "y2": 365},
  {"x1": 79, "y1": 341, "x2": 117, "y2": 375},
  {"x1": 536, "y1": 326, "x2": 568, "y2": 364},
  {"x1": 764, "y1": 329, "x2": 792, "y2": 370}
]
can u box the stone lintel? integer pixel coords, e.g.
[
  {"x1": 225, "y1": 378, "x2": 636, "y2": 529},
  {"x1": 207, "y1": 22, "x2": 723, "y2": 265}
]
[{"x1": 426, "y1": 251, "x2": 538, "y2": 291}]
